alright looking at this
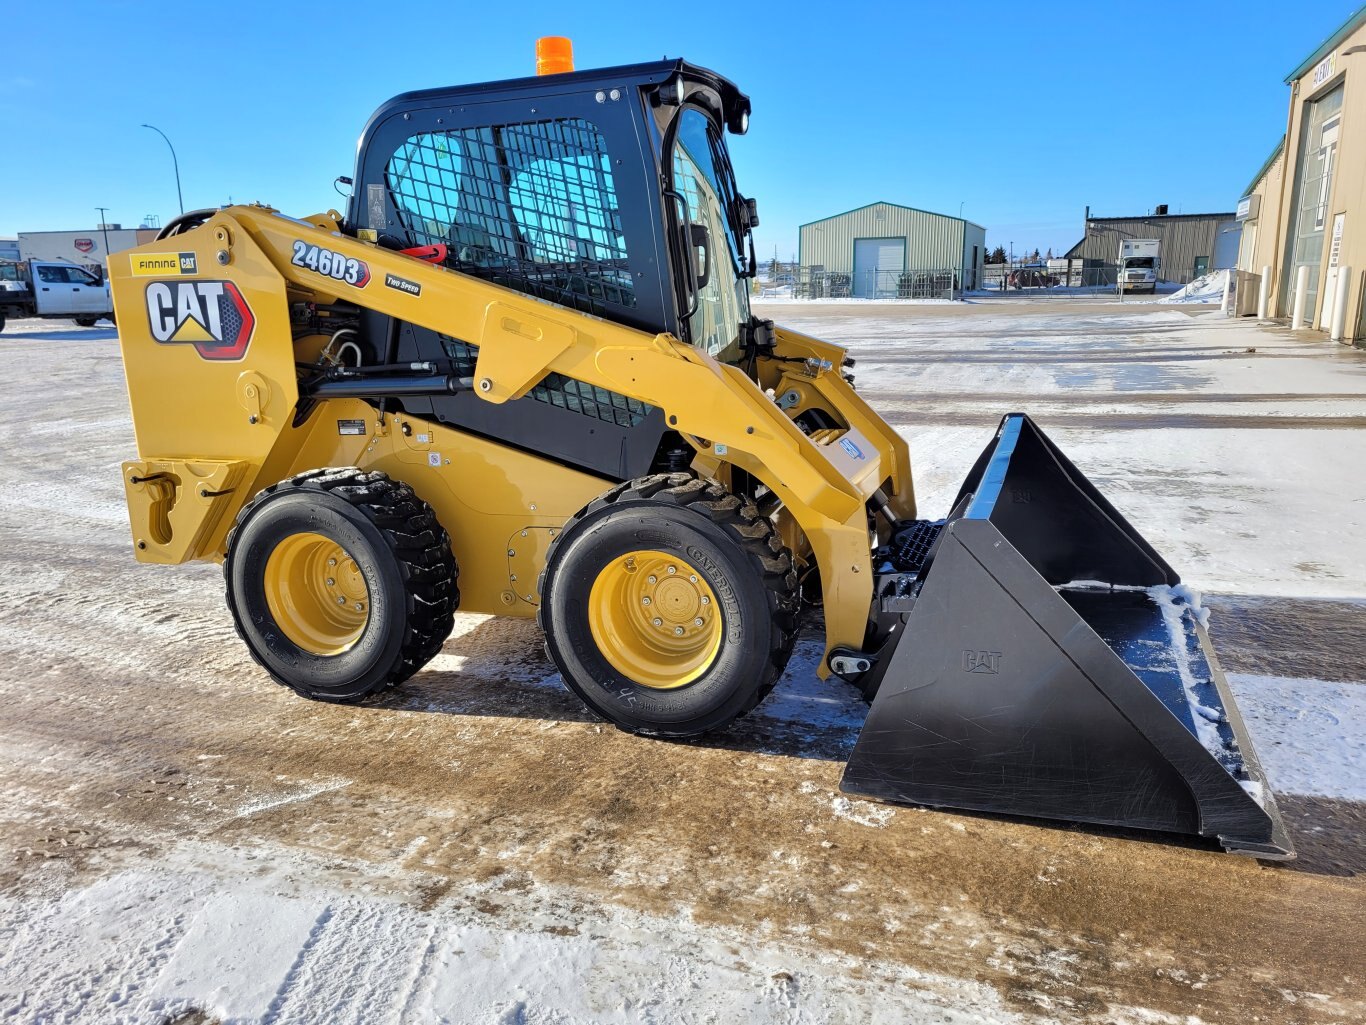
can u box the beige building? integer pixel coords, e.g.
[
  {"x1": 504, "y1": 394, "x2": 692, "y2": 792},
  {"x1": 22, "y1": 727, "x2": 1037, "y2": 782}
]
[{"x1": 1237, "y1": 6, "x2": 1366, "y2": 343}]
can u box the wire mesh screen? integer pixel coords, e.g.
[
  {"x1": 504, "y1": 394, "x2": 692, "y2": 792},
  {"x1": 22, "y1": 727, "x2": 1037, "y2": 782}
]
[
  {"x1": 440, "y1": 334, "x2": 653, "y2": 428},
  {"x1": 386, "y1": 119, "x2": 636, "y2": 316}
]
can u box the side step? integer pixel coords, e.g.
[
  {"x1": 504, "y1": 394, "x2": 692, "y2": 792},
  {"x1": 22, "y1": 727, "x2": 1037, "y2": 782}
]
[{"x1": 840, "y1": 414, "x2": 1293, "y2": 859}]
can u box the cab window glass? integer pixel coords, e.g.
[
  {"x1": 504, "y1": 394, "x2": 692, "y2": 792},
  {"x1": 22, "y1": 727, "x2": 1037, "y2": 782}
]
[
  {"x1": 386, "y1": 118, "x2": 634, "y2": 313},
  {"x1": 670, "y1": 109, "x2": 750, "y2": 361},
  {"x1": 37, "y1": 266, "x2": 64, "y2": 283}
]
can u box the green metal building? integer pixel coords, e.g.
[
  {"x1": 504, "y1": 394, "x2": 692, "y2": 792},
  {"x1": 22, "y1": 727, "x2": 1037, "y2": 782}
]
[{"x1": 798, "y1": 201, "x2": 987, "y2": 297}]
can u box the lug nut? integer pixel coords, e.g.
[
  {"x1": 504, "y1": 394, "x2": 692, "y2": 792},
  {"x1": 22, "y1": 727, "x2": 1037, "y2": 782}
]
[
  {"x1": 647, "y1": 575, "x2": 657, "y2": 584},
  {"x1": 326, "y1": 577, "x2": 335, "y2": 586},
  {"x1": 700, "y1": 595, "x2": 710, "y2": 605},
  {"x1": 328, "y1": 558, "x2": 337, "y2": 567},
  {"x1": 641, "y1": 596, "x2": 652, "y2": 606},
  {"x1": 674, "y1": 626, "x2": 685, "y2": 636},
  {"x1": 652, "y1": 617, "x2": 663, "y2": 627},
  {"x1": 689, "y1": 574, "x2": 697, "y2": 583},
  {"x1": 667, "y1": 565, "x2": 677, "y2": 575},
  {"x1": 354, "y1": 602, "x2": 364, "y2": 611},
  {"x1": 694, "y1": 617, "x2": 704, "y2": 627},
  {"x1": 336, "y1": 596, "x2": 346, "y2": 605}
]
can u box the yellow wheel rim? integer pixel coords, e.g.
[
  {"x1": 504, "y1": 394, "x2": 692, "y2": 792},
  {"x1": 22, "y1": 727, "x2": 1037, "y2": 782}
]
[
  {"x1": 263, "y1": 532, "x2": 370, "y2": 656},
  {"x1": 587, "y1": 549, "x2": 722, "y2": 689}
]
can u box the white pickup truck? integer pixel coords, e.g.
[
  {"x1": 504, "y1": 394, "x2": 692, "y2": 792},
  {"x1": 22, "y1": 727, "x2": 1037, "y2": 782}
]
[{"x1": 0, "y1": 260, "x2": 115, "y2": 332}]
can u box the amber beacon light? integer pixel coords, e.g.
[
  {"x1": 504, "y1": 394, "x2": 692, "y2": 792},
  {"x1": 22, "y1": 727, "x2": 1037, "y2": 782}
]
[{"x1": 536, "y1": 37, "x2": 575, "y2": 75}]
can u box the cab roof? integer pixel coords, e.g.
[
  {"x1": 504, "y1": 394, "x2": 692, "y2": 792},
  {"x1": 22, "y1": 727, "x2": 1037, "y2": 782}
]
[{"x1": 363, "y1": 59, "x2": 751, "y2": 135}]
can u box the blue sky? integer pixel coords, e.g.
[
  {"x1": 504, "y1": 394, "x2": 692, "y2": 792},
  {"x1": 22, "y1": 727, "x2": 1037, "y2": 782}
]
[{"x1": 1, "y1": 0, "x2": 1357, "y2": 258}]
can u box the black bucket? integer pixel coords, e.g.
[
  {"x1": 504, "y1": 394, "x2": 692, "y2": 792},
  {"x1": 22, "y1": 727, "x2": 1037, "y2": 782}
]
[{"x1": 841, "y1": 414, "x2": 1293, "y2": 859}]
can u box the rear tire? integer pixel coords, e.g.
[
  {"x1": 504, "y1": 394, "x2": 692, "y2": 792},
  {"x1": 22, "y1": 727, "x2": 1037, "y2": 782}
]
[
  {"x1": 224, "y1": 468, "x2": 458, "y2": 702},
  {"x1": 74, "y1": 317, "x2": 98, "y2": 327},
  {"x1": 539, "y1": 473, "x2": 799, "y2": 737}
]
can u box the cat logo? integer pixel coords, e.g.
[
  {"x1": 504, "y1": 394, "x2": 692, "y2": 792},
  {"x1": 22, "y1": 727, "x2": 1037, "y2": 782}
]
[
  {"x1": 962, "y1": 649, "x2": 1002, "y2": 674},
  {"x1": 131, "y1": 252, "x2": 198, "y2": 277},
  {"x1": 145, "y1": 280, "x2": 255, "y2": 361}
]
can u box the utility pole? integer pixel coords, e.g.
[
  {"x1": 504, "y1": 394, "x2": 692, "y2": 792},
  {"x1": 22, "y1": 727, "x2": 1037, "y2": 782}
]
[
  {"x1": 141, "y1": 124, "x2": 184, "y2": 215},
  {"x1": 95, "y1": 207, "x2": 112, "y2": 277}
]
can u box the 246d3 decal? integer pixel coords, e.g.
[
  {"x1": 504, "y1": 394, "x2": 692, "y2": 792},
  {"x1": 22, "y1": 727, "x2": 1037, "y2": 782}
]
[
  {"x1": 290, "y1": 241, "x2": 370, "y2": 287},
  {"x1": 145, "y1": 280, "x2": 256, "y2": 360}
]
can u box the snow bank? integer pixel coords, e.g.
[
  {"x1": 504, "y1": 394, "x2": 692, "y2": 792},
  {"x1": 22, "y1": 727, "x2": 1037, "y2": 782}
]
[{"x1": 1157, "y1": 269, "x2": 1228, "y2": 304}]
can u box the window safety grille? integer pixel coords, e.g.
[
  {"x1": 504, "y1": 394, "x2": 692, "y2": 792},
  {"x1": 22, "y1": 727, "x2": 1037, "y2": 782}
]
[
  {"x1": 440, "y1": 334, "x2": 652, "y2": 428},
  {"x1": 387, "y1": 118, "x2": 636, "y2": 317}
]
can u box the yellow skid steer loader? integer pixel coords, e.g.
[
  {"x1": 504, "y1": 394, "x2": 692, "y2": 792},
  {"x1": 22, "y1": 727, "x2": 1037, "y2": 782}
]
[{"x1": 110, "y1": 41, "x2": 1292, "y2": 859}]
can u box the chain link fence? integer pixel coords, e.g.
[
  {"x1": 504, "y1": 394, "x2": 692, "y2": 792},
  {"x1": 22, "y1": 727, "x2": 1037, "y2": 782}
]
[
  {"x1": 787, "y1": 263, "x2": 1217, "y2": 300},
  {"x1": 978, "y1": 262, "x2": 1213, "y2": 297},
  {"x1": 795, "y1": 267, "x2": 962, "y2": 300}
]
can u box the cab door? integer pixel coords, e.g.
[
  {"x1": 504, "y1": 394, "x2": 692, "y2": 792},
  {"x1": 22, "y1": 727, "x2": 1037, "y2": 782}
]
[
  {"x1": 32, "y1": 263, "x2": 77, "y2": 314},
  {"x1": 63, "y1": 266, "x2": 107, "y2": 313}
]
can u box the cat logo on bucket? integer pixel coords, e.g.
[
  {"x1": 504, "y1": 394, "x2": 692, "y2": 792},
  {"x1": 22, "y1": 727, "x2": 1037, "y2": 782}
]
[
  {"x1": 962, "y1": 649, "x2": 1002, "y2": 674},
  {"x1": 145, "y1": 280, "x2": 255, "y2": 361}
]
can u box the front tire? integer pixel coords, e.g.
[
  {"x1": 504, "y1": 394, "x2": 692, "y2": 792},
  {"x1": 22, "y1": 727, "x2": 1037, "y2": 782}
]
[
  {"x1": 224, "y1": 468, "x2": 457, "y2": 702},
  {"x1": 540, "y1": 474, "x2": 799, "y2": 737},
  {"x1": 74, "y1": 317, "x2": 98, "y2": 327}
]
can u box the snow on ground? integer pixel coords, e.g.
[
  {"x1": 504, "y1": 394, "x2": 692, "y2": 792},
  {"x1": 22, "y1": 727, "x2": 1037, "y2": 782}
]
[
  {"x1": 1228, "y1": 673, "x2": 1366, "y2": 801},
  {"x1": 1157, "y1": 270, "x2": 1228, "y2": 305},
  {"x1": 902, "y1": 422, "x2": 1366, "y2": 596},
  {"x1": 2, "y1": 313, "x2": 1365, "y2": 1025},
  {"x1": 758, "y1": 303, "x2": 1366, "y2": 596},
  {"x1": 1, "y1": 846, "x2": 1039, "y2": 1025}
]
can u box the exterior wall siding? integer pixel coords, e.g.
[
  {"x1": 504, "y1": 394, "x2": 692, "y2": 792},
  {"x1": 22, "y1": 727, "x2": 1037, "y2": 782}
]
[
  {"x1": 1269, "y1": 16, "x2": 1366, "y2": 339},
  {"x1": 1067, "y1": 215, "x2": 1234, "y2": 282},
  {"x1": 1237, "y1": 150, "x2": 1286, "y2": 275},
  {"x1": 799, "y1": 202, "x2": 979, "y2": 276},
  {"x1": 961, "y1": 222, "x2": 987, "y2": 289}
]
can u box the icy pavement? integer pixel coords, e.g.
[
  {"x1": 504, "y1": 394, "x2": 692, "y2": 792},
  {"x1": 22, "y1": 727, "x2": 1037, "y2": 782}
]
[
  {"x1": 1, "y1": 849, "x2": 1038, "y2": 1025},
  {"x1": 1, "y1": 313, "x2": 1365, "y2": 1024},
  {"x1": 762, "y1": 301, "x2": 1366, "y2": 595}
]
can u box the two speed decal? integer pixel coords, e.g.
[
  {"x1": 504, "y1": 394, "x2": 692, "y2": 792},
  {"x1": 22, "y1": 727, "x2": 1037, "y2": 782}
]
[{"x1": 290, "y1": 241, "x2": 371, "y2": 288}]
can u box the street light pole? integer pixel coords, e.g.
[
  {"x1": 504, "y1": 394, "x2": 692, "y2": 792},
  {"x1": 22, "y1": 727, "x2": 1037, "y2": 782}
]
[
  {"x1": 141, "y1": 124, "x2": 184, "y2": 215},
  {"x1": 94, "y1": 207, "x2": 112, "y2": 268}
]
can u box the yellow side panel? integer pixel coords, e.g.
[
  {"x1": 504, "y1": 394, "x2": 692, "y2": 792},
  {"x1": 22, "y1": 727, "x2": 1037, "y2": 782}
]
[
  {"x1": 111, "y1": 226, "x2": 298, "y2": 465},
  {"x1": 353, "y1": 410, "x2": 610, "y2": 618},
  {"x1": 121, "y1": 458, "x2": 251, "y2": 564}
]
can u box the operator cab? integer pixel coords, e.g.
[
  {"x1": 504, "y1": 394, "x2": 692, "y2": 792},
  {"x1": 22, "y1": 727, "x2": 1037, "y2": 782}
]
[
  {"x1": 347, "y1": 54, "x2": 757, "y2": 360},
  {"x1": 342, "y1": 48, "x2": 761, "y2": 480}
]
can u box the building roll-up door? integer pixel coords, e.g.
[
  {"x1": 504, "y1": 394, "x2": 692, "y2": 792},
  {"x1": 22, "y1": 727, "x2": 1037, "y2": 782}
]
[{"x1": 854, "y1": 238, "x2": 905, "y2": 298}]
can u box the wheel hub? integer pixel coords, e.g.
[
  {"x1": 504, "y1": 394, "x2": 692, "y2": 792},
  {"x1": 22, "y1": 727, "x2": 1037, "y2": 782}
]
[
  {"x1": 263, "y1": 532, "x2": 369, "y2": 655},
  {"x1": 588, "y1": 549, "x2": 721, "y2": 689}
]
